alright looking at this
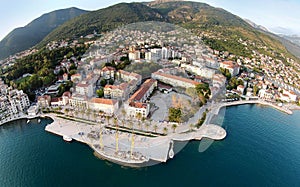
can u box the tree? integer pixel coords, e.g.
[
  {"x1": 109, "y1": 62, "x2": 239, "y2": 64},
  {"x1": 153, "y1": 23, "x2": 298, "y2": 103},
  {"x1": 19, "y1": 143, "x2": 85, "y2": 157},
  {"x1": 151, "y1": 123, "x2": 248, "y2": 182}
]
[
  {"x1": 163, "y1": 127, "x2": 168, "y2": 135},
  {"x1": 145, "y1": 123, "x2": 150, "y2": 131},
  {"x1": 171, "y1": 124, "x2": 177, "y2": 133},
  {"x1": 96, "y1": 88, "x2": 104, "y2": 98},
  {"x1": 253, "y1": 85, "x2": 259, "y2": 96},
  {"x1": 153, "y1": 125, "x2": 158, "y2": 133},
  {"x1": 168, "y1": 107, "x2": 182, "y2": 123},
  {"x1": 100, "y1": 79, "x2": 106, "y2": 87}
]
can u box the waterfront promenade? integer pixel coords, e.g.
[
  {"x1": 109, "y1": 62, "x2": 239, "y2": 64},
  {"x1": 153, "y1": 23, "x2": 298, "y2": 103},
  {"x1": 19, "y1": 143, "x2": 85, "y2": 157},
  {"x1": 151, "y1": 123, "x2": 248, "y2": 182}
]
[{"x1": 45, "y1": 113, "x2": 227, "y2": 166}]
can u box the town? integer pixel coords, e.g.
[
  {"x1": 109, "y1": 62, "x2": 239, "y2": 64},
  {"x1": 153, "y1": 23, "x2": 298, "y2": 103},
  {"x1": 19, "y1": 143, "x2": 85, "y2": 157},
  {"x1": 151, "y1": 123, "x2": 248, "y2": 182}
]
[{"x1": 0, "y1": 21, "x2": 299, "y2": 166}]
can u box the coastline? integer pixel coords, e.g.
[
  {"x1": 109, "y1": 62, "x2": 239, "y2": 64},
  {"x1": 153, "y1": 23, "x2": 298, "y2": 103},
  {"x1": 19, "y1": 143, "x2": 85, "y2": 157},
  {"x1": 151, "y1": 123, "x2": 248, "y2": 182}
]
[
  {"x1": 210, "y1": 100, "x2": 293, "y2": 117},
  {"x1": 0, "y1": 114, "x2": 40, "y2": 126}
]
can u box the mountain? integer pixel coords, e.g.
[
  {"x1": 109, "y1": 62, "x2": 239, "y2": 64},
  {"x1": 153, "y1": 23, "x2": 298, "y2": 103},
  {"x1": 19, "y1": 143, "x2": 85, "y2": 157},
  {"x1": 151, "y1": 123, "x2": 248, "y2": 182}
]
[
  {"x1": 38, "y1": 1, "x2": 297, "y2": 64},
  {"x1": 38, "y1": 3, "x2": 167, "y2": 47},
  {"x1": 0, "y1": 7, "x2": 88, "y2": 60},
  {"x1": 281, "y1": 35, "x2": 300, "y2": 47},
  {"x1": 244, "y1": 19, "x2": 268, "y2": 32}
]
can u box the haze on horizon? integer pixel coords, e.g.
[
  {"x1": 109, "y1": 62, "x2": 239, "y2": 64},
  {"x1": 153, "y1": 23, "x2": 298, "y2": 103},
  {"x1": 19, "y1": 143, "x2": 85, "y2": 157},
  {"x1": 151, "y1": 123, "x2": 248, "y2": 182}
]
[{"x1": 1, "y1": 0, "x2": 300, "y2": 41}]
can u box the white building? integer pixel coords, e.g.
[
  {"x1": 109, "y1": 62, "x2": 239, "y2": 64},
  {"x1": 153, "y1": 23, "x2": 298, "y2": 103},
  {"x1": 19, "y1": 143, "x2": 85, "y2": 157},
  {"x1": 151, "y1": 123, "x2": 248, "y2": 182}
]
[
  {"x1": 76, "y1": 82, "x2": 93, "y2": 97},
  {"x1": 220, "y1": 61, "x2": 240, "y2": 76},
  {"x1": 89, "y1": 98, "x2": 119, "y2": 115},
  {"x1": 126, "y1": 102, "x2": 150, "y2": 118},
  {"x1": 152, "y1": 71, "x2": 200, "y2": 88}
]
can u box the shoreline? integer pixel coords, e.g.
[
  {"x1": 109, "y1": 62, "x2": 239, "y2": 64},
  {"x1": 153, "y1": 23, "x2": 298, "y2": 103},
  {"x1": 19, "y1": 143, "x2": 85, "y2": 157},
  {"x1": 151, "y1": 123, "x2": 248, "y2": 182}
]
[
  {"x1": 210, "y1": 100, "x2": 293, "y2": 117},
  {"x1": 0, "y1": 114, "x2": 40, "y2": 126}
]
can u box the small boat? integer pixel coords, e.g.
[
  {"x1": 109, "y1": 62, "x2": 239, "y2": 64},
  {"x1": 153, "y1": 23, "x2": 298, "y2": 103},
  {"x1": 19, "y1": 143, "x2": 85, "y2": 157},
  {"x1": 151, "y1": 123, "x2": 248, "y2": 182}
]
[
  {"x1": 27, "y1": 120, "x2": 30, "y2": 124},
  {"x1": 63, "y1": 135, "x2": 72, "y2": 142},
  {"x1": 38, "y1": 119, "x2": 41, "y2": 123}
]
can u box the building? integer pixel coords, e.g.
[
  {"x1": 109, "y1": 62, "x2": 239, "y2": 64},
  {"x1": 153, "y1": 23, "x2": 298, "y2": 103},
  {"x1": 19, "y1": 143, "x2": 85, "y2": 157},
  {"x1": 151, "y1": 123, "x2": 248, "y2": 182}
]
[
  {"x1": 129, "y1": 79, "x2": 157, "y2": 103},
  {"x1": 100, "y1": 66, "x2": 115, "y2": 79},
  {"x1": 126, "y1": 102, "x2": 150, "y2": 118},
  {"x1": 76, "y1": 82, "x2": 93, "y2": 97},
  {"x1": 69, "y1": 94, "x2": 88, "y2": 109},
  {"x1": 63, "y1": 73, "x2": 68, "y2": 81},
  {"x1": 212, "y1": 74, "x2": 226, "y2": 88},
  {"x1": 71, "y1": 73, "x2": 82, "y2": 82},
  {"x1": 37, "y1": 95, "x2": 51, "y2": 108},
  {"x1": 152, "y1": 71, "x2": 200, "y2": 88},
  {"x1": 237, "y1": 85, "x2": 245, "y2": 94},
  {"x1": 104, "y1": 83, "x2": 129, "y2": 100},
  {"x1": 258, "y1": 89, "x2": 274, "y2": 101},
  {"x1": 51, "y1": 97, "x2": 63, "y2": 107},
  {"x1": 220, "y1": 61, "x2": 240, "y2": 76},
  {"x1": 117, "y1": 70, "x2": 142, "y2": 85},
  {"x1": 89, "y1": 98, "x2": 119, "y2": 115},
  {"x1": 62, "y1": 91, "x2": 71, "y2": 106},
  {"x1": 181, "y1": 64, "x2": 215, "y2": 79},
  {"x1": 27, "y1": 105, "x2": 39, "y2": 116},
  {"x1": 46, "y1": 84, "x2": 60, "y2": 95}
]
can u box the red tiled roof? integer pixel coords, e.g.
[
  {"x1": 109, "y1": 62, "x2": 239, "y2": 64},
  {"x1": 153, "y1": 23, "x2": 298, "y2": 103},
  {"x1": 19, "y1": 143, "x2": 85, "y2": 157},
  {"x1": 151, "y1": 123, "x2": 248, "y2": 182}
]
[
  {"x1": 153, "y1": 72, "x2": 200, "y2": 86},
  {"x1": 129, "y1": 102, "x2": 147, "y2": 109},
  {"x1": 90, "y1": 98, "x2": 117, "y2": 105},
  {"x1": 102, "y1": 66, "x2": 115, "y2": 71},
  {"x1": 129, "y1": 79, "x2": 156, "y2": 102}
]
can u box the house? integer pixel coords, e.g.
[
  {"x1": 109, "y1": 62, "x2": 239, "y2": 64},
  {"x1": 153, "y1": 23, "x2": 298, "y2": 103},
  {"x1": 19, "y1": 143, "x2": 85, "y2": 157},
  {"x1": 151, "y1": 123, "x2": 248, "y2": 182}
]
[
  {"x1": 237, "y1": 85, "x2": 245, "y2": 94},
  {"x1": 100, "y1": 66, "x2": 115, "y2": 79},
  {"x1": 37, "y1": 95, "x2": 51, "y2": 108},
  {"x1": 62, "y1": 91, "x2": 71, "y2": 105},
  {"x1": 51, "y1": 97, "x2": 63, "y2": 107},
  {"x1": 220, "y1": 61, "x2": 240, "y2": 76},
  {"x1": 89, "y1": 98, "x2": 119, "y2": 115},
  {"x1": 126, "y1": 102, "x2": 150, "y2": 118},
  {"x1": 76, "y1": 82, "x2": 93, "y2": 97},
  {"x1": 69, "y1": 94, "x2": 88, "y2": 109},
  {"x1": 104, "y1": 83, "x2": 129, "y2": 100},
  {"x1": 27, "y1": 105, "x2": 39, "y2": 116}
]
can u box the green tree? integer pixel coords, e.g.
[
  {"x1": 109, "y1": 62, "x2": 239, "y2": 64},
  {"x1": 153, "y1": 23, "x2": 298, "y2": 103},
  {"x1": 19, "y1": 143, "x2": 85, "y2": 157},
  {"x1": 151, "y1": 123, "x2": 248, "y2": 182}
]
[
  {"x1": 171, "y1": 124, "x2": 178, "y2": 133},
  {"x1": 96, "y1": 88, "x2": 104, "y2": 98},
  {"x1": 168, "y1": 107, "x2": 182, "y2": 123}
]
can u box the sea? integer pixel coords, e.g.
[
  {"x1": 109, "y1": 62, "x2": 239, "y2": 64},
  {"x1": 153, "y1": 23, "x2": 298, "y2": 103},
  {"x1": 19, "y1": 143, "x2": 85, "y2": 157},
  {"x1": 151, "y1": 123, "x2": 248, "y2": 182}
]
[{"x1": 0, "y1": 104, "x2": 300, "y2": 187}]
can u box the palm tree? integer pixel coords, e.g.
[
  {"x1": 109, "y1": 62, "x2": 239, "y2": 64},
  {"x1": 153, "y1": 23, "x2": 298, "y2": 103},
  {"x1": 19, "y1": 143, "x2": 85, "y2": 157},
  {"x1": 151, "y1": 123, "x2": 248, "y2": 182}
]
[
  {"x1": 153, "y1": 124, "x2": 158, "y2": 133},
  {"x1": 163, "y1": 127, "x2": 168, "y2": 135},
  {"x1": 171, "y1": 124, "x2": 177, "y2": 133},
  {"x1": 129, "y1": 121, "x2": 133, "y2": 130},
  {"x1": 86, "y1": 108, "x2": 91, "y2": 120},
  {"x1": 106, "y1": 115, "x2": 111, "y2": 126},
  {"x1": 64, "y1": 108, "x2": 69, "y2": 116},
  {"x1": 137, "y1": 121, "x2": 141, "y2": 130},
  {"x1": 74, "y1": 110, "x2": 78, "y2": 118},
  {"x1": 121, "y1": 109, "x2": 126, "y2": 118},
  {"x1": 145, "y1": 122, "x2": 150, "y2": 132},
  {"x1": 113, "y1": 117, "x2": 118, "y2": 127}
]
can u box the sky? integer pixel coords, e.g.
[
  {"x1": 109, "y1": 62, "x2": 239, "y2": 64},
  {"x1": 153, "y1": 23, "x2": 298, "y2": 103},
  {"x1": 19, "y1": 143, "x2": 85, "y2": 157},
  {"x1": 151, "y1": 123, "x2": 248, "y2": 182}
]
[{"x1": 1, "y1": 0, "x2": 300, "y2": 41}]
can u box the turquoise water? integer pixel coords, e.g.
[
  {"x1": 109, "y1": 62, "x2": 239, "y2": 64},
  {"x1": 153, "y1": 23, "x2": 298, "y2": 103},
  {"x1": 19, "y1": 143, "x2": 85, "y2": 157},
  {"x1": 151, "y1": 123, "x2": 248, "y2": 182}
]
[{"x1": 0, "y1": 105, "x2": 300, "y2": 187}]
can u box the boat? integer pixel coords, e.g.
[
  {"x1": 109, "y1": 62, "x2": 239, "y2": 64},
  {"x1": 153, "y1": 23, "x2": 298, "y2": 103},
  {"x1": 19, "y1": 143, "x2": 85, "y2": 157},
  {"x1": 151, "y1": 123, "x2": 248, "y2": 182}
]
[
  {"x1": 63, "y1": 135, "x2": 72, "y2": 142},
  {"x1": 38, "y1": 119, "x2": 41, "y2": 123},
  {"x1": 27, "y1": 120, "x2": 30, "y2": 124}
]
